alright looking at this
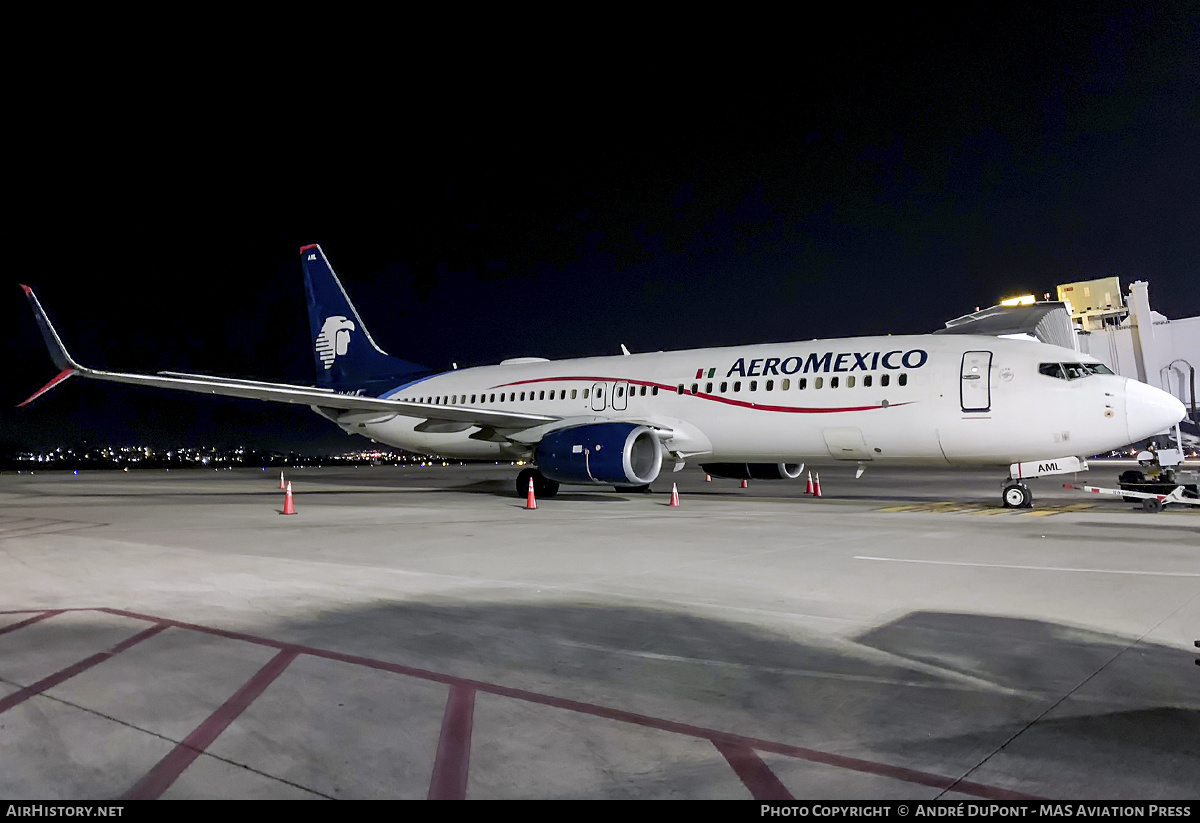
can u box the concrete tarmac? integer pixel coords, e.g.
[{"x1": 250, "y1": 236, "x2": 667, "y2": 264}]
[{"x1": 0, "y1": 462, "x2": 1197, "y2": 800}]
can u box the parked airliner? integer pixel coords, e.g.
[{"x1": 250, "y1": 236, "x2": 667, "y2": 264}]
[{"x1": 20, "y1": 244, "x2": 1186, "y2": 508}]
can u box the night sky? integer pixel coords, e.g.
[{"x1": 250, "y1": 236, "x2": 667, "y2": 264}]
[{"x1": 6, "y1": 5, "x2": 1197, "y2": 453}]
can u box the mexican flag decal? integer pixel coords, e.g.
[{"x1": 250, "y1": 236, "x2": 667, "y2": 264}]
[{"x1": 694, "y1": 367, "x2": 716, "y2": 379}]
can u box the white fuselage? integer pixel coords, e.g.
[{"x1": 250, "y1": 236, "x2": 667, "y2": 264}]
[{"x1": 330, "y1": 334, "x2": 1179, "y2": 468}]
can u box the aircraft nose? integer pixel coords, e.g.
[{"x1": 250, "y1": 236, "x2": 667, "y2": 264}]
[{"x1": 1125, "y1": 379, "x2": 1186, "y2": 442}]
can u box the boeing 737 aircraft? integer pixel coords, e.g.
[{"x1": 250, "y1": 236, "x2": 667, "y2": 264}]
[{"x1": 20, "y1": 244, "x2": 1186, "y2": 508}]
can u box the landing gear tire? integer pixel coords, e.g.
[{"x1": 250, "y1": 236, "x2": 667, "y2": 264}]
[
  {"x1": 515, "y1": 468, "x2": 560, "y2": 500},
  {"x1": 1002, "y1": 482, "x2": 1032, "y2": 509},
  {"x1": 1142, "y1": 497, "x2": 1164, "y2": 514}
]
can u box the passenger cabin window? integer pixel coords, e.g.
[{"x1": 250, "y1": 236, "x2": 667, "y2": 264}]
[
  {"x1": 571, "y1": 389, "x2": 578, "y2": 399},
  {"x1": 781, "y1": 378, "x2": 790, "y2": 390},
  {"x1": 898, "y1": 374, "x2": 908, "y2": 386},
  {"x1": 830, "y1": 377, "x2": 839, "y2": 389},
  {"x1": 815, "y1": 377, "x2": 823, "y2": 389},
  {"x1": 863, "y1": 375, "x2": 872, "y2": 387},
  {"x1": 880, "y1": 374, "x2": 890, "y2": 387},
  {"x1": 798, "y1": 378, "x2": 807, "y2": 390}
]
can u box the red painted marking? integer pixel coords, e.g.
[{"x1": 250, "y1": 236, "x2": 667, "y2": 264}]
[
  {"x1": 0, "y1": 624, "x2": 167, "y2": 715},
  {"x1": 88, "y1": 608, "x2": 1038, "y2": 799},
  {"x1": 486, "y1": 375, "x2": 909, "y2": 414},
  {"x1": 18, "y1": 369, "x2": 75, "y2": 408},
  {"x1": 712, "y1": 739, "x2": 794, "y2": 800},
  {"x1": 124, "y1": 648, "x2": 298, "y2": 800},
  {"x1": 19, "y1": 283, "x2": 32, "y2": 295},
  {"x1": 299, "y1": 243, "x2": 318, "y2": 252},
  {"x1": 428, "y1": 685, "x2": 475, "y2": 799},
  {"x1": 0, "y1": 610, "x2": 64, "y2": 635}
]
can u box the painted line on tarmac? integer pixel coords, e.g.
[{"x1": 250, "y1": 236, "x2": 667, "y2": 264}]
[
  {"x1": 3, "y1": 607, "x2": 1040, "y2": 800},
  {"x1": 428, "y1": 684, "x2": 476, "y2": 800},
  {"x1": 0, "y1": 623, "x2": 168, "y2": 715},
  {"x1": 123, "y1": 647, "x2": 300, "y2": 800},
  {"x1": 854, "y1": 556, "x2": 1200, "y2": 577},
  {"x1": 876, "y1": 502, "x2": 1095, "y2": 516},
  {"x1": 712, "y1": 739, "x2": 794, "y2": 800},
  {"x1": 0, "y1": 610, "x2": 65, "y2": 635}
]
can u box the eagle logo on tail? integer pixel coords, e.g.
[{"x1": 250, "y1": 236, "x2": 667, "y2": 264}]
[{"x1": 315, "y1": 316, "x2": 356, "y2": 369}]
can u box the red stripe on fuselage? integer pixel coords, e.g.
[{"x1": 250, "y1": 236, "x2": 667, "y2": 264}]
[{"x1": 484, "y1": 375, "x2": 911, "y2": 414}]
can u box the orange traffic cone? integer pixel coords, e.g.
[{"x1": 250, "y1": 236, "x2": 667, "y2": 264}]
[
  {"x1": 282, "y1": 481, "x2": 296, "y2": 514},
  {"x1": 279, "y1": 470, "x2": 286, "y2": 490},
  {"x1": 705, "y1": 474, "x2": 711, "y2": 482},
  {"x1": 525, "y1": 477, "x2": 537, "y2": 510},
  {"x1": 813, "y1": 472, "x2": 822, "y2": 498},
  {"x1": 805, "y1": 471, "x2": 814, "y2": 495},
  {"x1": 669, "y1": 482, "x2": 680, "y2": 507},
  {"x1": 741, "y1": 479, "x2": 748, "y2": 489}
]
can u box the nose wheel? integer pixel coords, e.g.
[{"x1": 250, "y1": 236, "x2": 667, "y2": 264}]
[{"x1": 1002, "y1": 481, "x2": 1033, "y2": 509}]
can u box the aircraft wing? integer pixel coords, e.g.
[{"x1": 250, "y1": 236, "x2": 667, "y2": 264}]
[{"x1": 18, "y1": 285, "x2": 557, "y2": 430}]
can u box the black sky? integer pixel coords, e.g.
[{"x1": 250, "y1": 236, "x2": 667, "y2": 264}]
[{"x1": 6, "y1": 5, "x2": 1198, "y2": 452}]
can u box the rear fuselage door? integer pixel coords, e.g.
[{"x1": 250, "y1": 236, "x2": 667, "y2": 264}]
[{"x1": 960, "y1": 351, "x2": 993, "y2": 412}]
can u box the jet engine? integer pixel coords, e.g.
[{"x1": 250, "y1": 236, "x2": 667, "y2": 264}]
[
  {"x1": 535, "y1": 422, "x2": 663, "y2": 486},
  {"x1": 700, "y1": 462, "x2": 804, "y2": 480}
]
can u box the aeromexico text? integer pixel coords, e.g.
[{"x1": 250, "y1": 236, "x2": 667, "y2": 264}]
[{"x1": 724, "y1": 349, "x2": 928, "y2": 378}]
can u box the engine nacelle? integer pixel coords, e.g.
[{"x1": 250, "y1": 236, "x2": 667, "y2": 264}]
[
  {"x1": 535, "y1": 422, "x2": 663, "y2": 486},
  {"x1": 701, "y1": 462, "x2": 804, "y2": 480}
]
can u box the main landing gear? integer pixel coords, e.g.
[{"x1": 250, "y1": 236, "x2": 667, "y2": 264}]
[
  {"x1": 516, "y1": 467, "x2": 559, "y2": 499},
  {"x1": 1002, "y1": 481, "x2": 1033, "y2": 509}
]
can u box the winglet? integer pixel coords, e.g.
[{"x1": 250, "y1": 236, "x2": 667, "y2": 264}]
[
  {"x1": 20, "y1": 284, "x2": 82, "y2": 372},
  {"x1": 19, "y1": 284, "x2": 87, "y2": 406},
  {"x1": 18, "y1": 368, "x2": 75, "y2": 407}
]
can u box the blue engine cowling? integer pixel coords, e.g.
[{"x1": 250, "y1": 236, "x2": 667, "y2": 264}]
[
  {"x1": 700, "y1": 462, "x2": 804, "y2": 480},
  {"x1": 535, "y1": 422, "x2": 664, "y2": 486}
]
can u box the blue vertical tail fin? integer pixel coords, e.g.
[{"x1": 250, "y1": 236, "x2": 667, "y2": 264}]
[{"x1": 300, "y1": 244, "x2": 429, "y2": 392}]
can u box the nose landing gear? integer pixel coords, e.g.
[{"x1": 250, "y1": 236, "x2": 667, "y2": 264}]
[{"x1": 1002, "y1": 481, "x2": 1033, "y2": 508}]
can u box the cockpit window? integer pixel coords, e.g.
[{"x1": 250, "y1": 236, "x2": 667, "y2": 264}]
[{"x1": 1039, "y1": 362, "x2": 1115, "y2": 380}]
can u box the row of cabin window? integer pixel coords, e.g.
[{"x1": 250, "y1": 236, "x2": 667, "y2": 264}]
[
  {"x1": 410, "y1": 374, "x2": 910, "y2": 406},
  {"x1": 413, "y1": 385, "x2": 662, "y2": 406},
  {"x1": 677, "y1": 373, "x2": 908, "y2": 395}
]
